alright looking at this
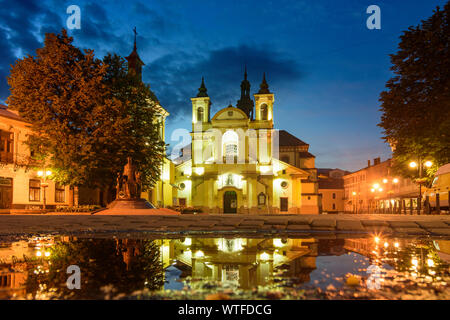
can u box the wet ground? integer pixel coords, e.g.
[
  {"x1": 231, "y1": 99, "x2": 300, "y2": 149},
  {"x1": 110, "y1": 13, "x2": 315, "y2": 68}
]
[{"x1": 0, "y1": 233, "x2": 449, "y2": 300}]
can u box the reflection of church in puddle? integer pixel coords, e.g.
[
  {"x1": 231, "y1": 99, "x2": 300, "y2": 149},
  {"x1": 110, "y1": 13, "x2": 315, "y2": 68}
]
[
  {"x1": 175, "y1": 70, "x2": 320, "y2": 214},
  {"x1": 158, "y1": 237, "x2": 318, "y2": 289}
]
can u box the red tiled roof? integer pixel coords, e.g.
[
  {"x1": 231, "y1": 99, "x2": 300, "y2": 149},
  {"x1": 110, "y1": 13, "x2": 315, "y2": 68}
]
[
  {"x1": 0, "y1": 105, "x2": 24, "y2": 121},
  {"x1": 279, "y1": 130, "x2": 308, "y2": 147}
]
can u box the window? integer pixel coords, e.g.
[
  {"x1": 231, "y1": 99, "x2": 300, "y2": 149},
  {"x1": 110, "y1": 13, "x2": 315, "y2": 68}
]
[
  {"x1": 260, "y1": 104, "x2": 268, "y2": 120},
  {"x1": 197, "y1": 107, "x2": 204, "y2": 122},
  {"x1": 225, "y1": 143, "x2": 237, "y2": 156},
  {"x1": 332, "y1": 203, "x2": 336, "y2": 210},
  {"x1": 0, "y1": 131, "x2": 14, "y2": 163},
  {"x1": 29, "y1": 179, "x2": 40, "y2": 201},
  {"x1": 55, "y1": 183, "x2": 65, "y2": 203},
  {"x1": 179, "y1": 198, "x2": 186, "y2": 207},
  {"x1": 280, "y1": 197, "x2": 288, "y2": 212},
  {"x1": 332, "y1": 193, "x2": 336, "y2": 199},
  {"x1": 258, "y1": 192, "x2": 266, "y2": 205},
  {"x1": 222, "y1": 130, "x2": 239, "y2": 157}
]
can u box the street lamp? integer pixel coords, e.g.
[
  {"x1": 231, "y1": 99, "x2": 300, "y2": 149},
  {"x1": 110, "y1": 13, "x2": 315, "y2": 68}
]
[
  {"x1": 37, "y1": 169, "x2": 52, "y2": 210},
  {"x1": 408, "y1": 159, "x2": 432, "y2": 214}
]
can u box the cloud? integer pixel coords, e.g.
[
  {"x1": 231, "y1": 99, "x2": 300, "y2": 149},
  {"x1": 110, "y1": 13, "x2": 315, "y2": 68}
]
[{"x1": 146, "y1": 44, "x2": 304, "y2": 121}]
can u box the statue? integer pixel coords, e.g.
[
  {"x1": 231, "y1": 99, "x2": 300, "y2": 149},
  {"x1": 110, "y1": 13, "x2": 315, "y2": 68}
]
[{"x1": 116, "y1": 157, "x2": 141, "y2": 199}]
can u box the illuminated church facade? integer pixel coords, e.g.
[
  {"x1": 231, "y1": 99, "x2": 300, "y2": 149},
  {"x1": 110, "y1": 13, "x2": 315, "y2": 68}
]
[{"x1": 174, "y1": 70, "x2": 320, "y2": 214}]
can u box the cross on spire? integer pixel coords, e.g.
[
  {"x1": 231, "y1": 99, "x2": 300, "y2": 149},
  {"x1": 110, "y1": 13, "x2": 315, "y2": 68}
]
[{"x1": 133, "y1": 27, "x2": 137, "y2": 50}]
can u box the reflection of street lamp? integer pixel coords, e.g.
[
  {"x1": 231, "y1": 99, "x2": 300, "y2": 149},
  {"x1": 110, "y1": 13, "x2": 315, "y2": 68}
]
[
  {"x1": 409, "y1": 159, "x2": 432, "y2": 214},
  {"x1": 37, "y1": 169, "x2": 52, "y2": 210}
]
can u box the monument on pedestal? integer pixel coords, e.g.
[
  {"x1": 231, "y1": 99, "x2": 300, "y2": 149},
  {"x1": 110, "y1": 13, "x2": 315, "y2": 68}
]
[{"x1": 108, "y1": 157, "x2": 155, "y2": 209}]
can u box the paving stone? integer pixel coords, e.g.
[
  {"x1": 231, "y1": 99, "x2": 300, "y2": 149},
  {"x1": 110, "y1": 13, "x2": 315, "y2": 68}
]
[
  {"x1": 288, "y1": 219, "x2": 312, "y2": 225},
  {"x1": 428, "y1": 229, "x2": 450, "y2": 236},
  {"x1": 388, "y1": 221, "x2": 420, "y2": 228},
  {"x1": 271, "y1": 225, "x2": 287, "y2": 230},
  {"x1": 336, "y1": 220, "x2": 364, "y2": 231},
  {"x1": 416, "y1": 221, "x2": 449, "y2": 229},
  {"x1": 393, "y1": 228, "x2": 430, "y2": 235},
  {"x1": 286, "y1": 224, "x2": 311, "y2": 231},
  {"x1": 263, "y1": 219, "x2": 287, "y2": 225},
  {"x1": 361, "y1": 220, "x2": 389, "y2": 227},
  {"x1": 363, "y1": 226, "x2": 394, "y2": 234},
  {"x1": 239, "y1": 220, "x2": 265, "y2": 227},
  {"x1": 310, "y1": 219, "x2": 336, "y2": 229}
]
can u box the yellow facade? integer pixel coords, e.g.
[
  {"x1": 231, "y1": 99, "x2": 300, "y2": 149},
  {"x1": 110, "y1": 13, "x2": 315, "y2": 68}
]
[
  {"x1": 174, "y1": 75, "x2": 320, "y2": 214},
  {"x1": 0, "y1": 107, "x2": 72, "y2": 212}
]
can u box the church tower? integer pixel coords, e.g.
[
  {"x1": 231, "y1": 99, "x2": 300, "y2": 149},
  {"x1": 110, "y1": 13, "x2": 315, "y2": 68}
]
[
  {"x1": 125, "y1": 27, "x2": 144, "y2": 81},
  {"x1": 191, "y1": 77, "x2": 211, "y2": 127},
  {"x1": 254, "y1": 73, "x2": 274, "y2": 127},
  {"x1": 236, "y1": 66, "x2": 254, "y2": 119}
]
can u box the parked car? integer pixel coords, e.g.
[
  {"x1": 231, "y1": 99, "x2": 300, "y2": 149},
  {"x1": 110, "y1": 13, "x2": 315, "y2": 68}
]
[{"x1": 423, "y1": 163, "x2": 450, "y2": 212}]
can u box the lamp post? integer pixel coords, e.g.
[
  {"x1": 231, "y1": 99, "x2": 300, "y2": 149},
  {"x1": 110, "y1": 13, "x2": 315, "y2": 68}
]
[
  {"x1": 37, "y1": 169, "x2": 52, "y2": 210},
  {"x1": 409, "y1": 159, "x2": 432, "y2": 215}
]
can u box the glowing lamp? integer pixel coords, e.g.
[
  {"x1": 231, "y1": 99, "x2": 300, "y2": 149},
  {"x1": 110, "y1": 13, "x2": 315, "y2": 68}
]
[
  {"x1": 260, "y1": 252, "x2": 270, "y2": 261},
  {"x1": 37, "y1": 171, "x2": 44, "y2": 177},
  {"x1": 424, "y1": 161, "x2": 432, "y2": 168},
  {"x1": 409, "y1": 161, "x2": 417, "y2": 168},
  {"x1": 393, "y1": 178, "x2": 399, "y2": 184},
  {"x1": 195, "y1": 250, "x2": 204, "y2": 258},
  {"x1": 194, "y1": 167, "x2": 204, "y2": 175}
]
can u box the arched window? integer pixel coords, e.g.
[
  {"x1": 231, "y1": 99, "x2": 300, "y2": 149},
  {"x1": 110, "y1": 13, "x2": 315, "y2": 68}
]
[
  {"x1": 258, "y1": 192, "x2": 266, "y2": 205},
  {"x1": 260, "y1": 104, "x2": 268, "y2": 120},
  {"x1": 222, "y1": 130, "x2": 238, "y2": 157},
  {"x1": 197, "y1": 107, "x2": 204, "y2": 122}
]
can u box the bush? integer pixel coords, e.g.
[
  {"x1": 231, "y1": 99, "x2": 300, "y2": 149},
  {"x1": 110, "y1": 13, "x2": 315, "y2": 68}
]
[{"x1": 54, "y1": 205, "x2": 101, "y2": 213}]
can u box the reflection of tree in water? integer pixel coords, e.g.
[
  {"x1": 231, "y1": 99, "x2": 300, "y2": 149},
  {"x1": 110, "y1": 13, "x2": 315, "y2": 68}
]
[
  {"x1": 25, "y1": 239, "x2": 163, "y2": 299},
  {"x1": 383, "y1": 241, "x2": 448, "y2": 277}
]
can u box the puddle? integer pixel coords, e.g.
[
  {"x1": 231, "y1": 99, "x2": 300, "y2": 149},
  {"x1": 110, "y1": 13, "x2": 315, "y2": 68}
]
[{"x1": 0, "y1": 235, "x2": 449, "y2": 300}]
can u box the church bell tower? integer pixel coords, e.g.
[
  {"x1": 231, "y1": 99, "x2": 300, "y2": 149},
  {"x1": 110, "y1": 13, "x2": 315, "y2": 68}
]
[
  {"x1": 254, "y1": 73, "x2": 274, "y2": 128},
  {"x1": 125, "y1": 27, "x2": 145, "y2": 81}
]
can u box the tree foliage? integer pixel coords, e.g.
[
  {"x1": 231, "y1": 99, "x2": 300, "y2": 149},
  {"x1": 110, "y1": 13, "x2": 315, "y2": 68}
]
[
  {"x1": 7, "y1": 29, "x2": 165, "y2": 190},
  {"x1": 379, "y1": 3, "x2": 450, "y2": 182},
  {"x1": 25, "y1": 239, "x2": 164, "y2": 299}
]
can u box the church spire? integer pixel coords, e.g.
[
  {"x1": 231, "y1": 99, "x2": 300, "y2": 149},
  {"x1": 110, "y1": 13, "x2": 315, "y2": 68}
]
[
  {"x1": 258, "y1": 72, "x2": 271, "y2": 94},
  {"x1": 196, "y1": 77, "x2": 208, "y2": 97},
  {"x1": 125, "y1": 27, "x2": 145, "y2": 80},
  {"x1": 236, "y1": 66, "x2": 254, "y2": 119}
]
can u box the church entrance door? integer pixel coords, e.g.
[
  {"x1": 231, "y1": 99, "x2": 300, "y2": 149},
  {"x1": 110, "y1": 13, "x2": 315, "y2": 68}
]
[{"x1": 223, "y1": 191, "x2": 237, "y2": 214}]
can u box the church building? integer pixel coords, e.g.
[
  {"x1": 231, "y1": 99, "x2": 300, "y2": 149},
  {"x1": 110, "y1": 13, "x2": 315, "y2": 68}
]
[{"x1": 174, "y1": 70, "x2": 320, "y2": 214}]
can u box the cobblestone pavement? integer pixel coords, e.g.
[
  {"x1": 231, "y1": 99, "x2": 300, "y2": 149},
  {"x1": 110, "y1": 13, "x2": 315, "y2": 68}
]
[{"x1": 0, "y1": 213, "x2": 449, "y2": 237}]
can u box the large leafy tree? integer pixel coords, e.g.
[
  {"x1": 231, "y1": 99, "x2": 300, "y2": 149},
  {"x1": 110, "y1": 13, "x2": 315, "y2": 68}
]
[
  {"x1": 379, "y1": 3, "x2": 450, "y2": 182},
  {"x1": 7, "y1": 29, "x2": 165, "y2": 190}
]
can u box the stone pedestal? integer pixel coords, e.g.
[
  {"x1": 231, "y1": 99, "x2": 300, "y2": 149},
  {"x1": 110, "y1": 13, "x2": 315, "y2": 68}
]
[{"x1": 107, "y1": 198, "x2": 155, "y2": 210}]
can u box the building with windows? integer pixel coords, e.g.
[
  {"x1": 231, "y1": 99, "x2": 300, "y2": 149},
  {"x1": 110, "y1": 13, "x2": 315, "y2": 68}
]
[
  {"x1": 174, "y1": 71, "x2": 320, "y2": 214},
  {"x1": 318, "y1": 168, "x2": 348, "y2": 213},
  {"x1": 343, "y1": 158, "x2": 420, "y2": 214},
  {"x1": 0, "y1": 106, "x2": 72, "y2": 211}
]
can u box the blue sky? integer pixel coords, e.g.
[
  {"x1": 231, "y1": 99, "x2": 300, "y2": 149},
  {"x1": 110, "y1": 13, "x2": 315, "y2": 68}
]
[{"x1": 0, "y1": 0, "x2": 447, "y2": 171}]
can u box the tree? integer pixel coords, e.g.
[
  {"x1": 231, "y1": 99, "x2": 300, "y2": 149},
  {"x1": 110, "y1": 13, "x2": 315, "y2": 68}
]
[
  {"x1": 25, "y1": 239, "x2": 164, "y2": 299},
  {"x1": 102, "y1": 53, "x2": 165, "y2": 190},
  {"x1": 7, "y1": 29, "x2": 165, "y2": 191},
  {"x1": 378, "y1": 3, "x2": 450, "y2": 183}
]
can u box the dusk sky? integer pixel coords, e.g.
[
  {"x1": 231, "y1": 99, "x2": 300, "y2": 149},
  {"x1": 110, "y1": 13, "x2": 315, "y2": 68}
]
[{"x1": 1, "y1": 0, "x2": 447, "y2": 171}]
